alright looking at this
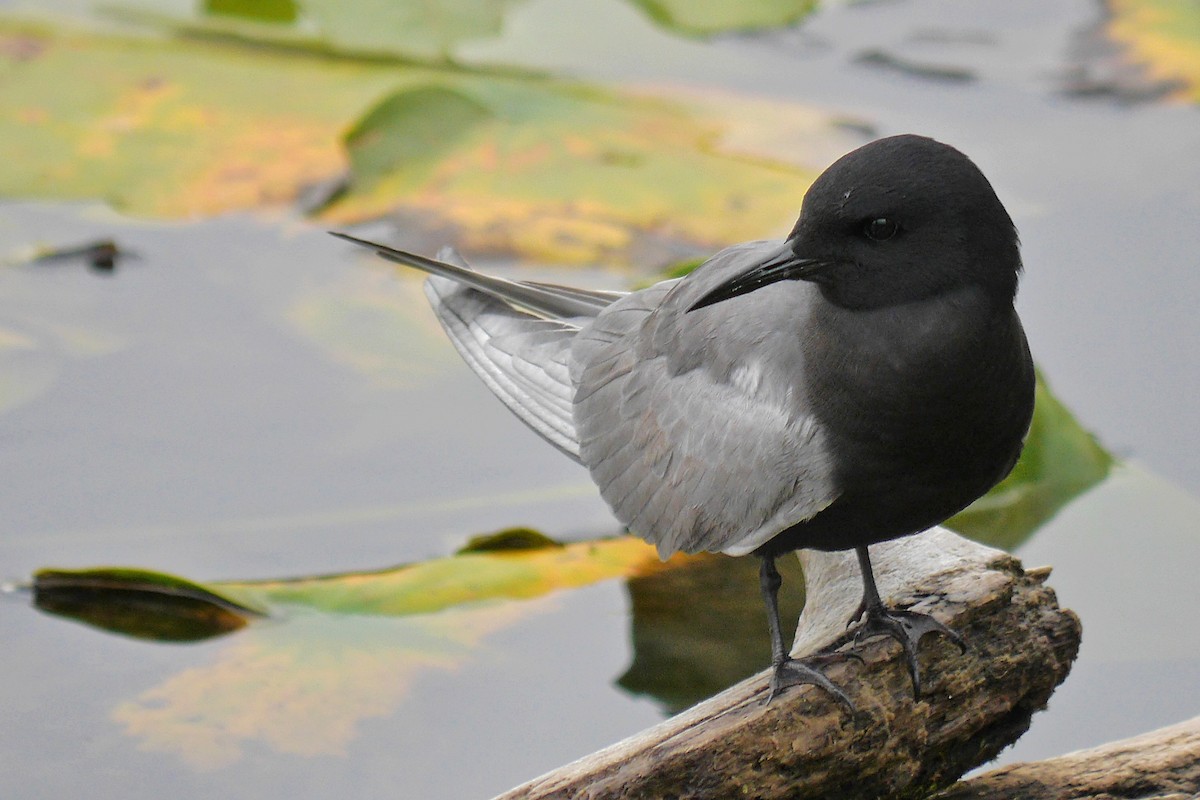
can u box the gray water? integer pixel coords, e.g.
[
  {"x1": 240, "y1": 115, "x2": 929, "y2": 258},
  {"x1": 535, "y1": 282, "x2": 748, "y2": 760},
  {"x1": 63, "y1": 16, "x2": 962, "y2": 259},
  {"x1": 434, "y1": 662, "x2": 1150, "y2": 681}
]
[{"x1": 2, "y1": 0, "x2": 1200, "y2": 798}]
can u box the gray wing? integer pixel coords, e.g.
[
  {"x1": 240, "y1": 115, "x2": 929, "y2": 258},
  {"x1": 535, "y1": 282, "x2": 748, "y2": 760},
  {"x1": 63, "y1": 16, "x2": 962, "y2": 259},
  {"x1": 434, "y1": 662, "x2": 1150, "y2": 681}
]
[
  {"x1": 572, "y1": 240, "x2": 840, "y2": 558},
  {"x1": 424, "y1": 273, "x2": 586, "y2": 462},
  {"x1": 333, "y1": 234, "x2": 623, "y2": 461}
]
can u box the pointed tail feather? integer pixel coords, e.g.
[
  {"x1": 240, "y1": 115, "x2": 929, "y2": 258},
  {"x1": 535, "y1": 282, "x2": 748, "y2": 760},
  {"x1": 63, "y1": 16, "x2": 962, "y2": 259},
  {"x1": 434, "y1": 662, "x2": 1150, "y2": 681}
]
[{"x1": 331, "y1": 232, "x2": 610, "y2": 320}]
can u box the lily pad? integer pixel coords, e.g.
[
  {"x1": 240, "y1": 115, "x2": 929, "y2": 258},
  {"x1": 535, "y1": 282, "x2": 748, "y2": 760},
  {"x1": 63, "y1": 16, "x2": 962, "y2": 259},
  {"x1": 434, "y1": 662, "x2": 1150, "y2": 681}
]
[
  {"x1": 48, "y1": 0, "x2": 820, "y2": 56},
  {"x1": 627, "y1": 0, "x2": 817, "y2": 36},
  {"x1": 324, "y1": 81, "x2": 842, "y2": 262},
  {"x1": 104, "y1": 0, "x2": 524, "y2": 62},
  {"x1": 34, "y1": 567, "x2": 265, "y2": 641},
  {"x1": 0, "y1": 18, "x2": 851, "y2": 262},
  {"x1": 1107, "y1": 0, "x2": 1200, "y2": 102},
  {"x1": 29, "y1": 535, "x2": 679, "y2": 641},
  {"x1": 222, "y1": 534, "x2": 676, "y2": 616}
]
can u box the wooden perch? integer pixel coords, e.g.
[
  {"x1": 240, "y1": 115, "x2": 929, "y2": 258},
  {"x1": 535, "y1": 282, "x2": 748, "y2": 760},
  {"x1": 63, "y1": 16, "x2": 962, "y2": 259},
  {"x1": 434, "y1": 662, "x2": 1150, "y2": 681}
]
[
  {"x1": 935, "y1": 714, "x2": 1200, "y2": 799},
  {"x1": 493, "y1": 527, "x2": 1082, "y2": 800}
]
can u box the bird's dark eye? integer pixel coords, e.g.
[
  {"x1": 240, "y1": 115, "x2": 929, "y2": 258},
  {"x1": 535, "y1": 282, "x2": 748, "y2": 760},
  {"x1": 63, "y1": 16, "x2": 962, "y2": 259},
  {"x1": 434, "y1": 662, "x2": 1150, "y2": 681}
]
[{"x1": 863, "y1": 217, "x2": 899, "y2": 241}]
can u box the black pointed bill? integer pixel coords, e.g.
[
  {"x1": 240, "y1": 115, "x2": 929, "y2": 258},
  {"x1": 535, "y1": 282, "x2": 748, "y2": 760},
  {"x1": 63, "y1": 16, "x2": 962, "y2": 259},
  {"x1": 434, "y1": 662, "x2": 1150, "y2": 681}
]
[{"x1": 687, "y1": 241, "x2": 827, "y2": 313}]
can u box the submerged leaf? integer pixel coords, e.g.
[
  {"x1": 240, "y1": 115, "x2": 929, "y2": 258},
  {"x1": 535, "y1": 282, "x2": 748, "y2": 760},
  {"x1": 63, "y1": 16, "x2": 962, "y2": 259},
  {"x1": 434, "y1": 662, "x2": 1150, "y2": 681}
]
[
  {"x1": 111, "y1": 603, "x2": 532, "y2": 768},
  {"x1": 283, "y1": 268, "x2": 449, "y2": 385}
]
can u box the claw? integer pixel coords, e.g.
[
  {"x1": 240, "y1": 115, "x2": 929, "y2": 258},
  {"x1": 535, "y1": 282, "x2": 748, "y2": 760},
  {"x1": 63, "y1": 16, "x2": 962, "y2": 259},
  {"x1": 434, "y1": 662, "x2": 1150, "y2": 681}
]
[
  {"x1": 852, "y1": 605, "x2": 964, "y2": 698},
  {"x1": 766, "y1": 656, "x2": 857, "y2": 714}
]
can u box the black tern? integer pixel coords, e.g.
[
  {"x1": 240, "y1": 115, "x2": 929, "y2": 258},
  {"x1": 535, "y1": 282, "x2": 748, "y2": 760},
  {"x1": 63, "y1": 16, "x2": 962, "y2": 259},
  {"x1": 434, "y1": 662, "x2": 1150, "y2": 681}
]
[{"x1": 332, "y1": 134, "x2": 1036, "y2": 710}]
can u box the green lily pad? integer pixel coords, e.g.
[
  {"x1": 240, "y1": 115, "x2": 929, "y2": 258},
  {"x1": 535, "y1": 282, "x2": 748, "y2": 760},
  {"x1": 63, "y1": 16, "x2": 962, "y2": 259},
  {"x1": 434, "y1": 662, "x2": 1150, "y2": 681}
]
[
  {"x1": 457, "y1": 526, "x2": 566, "y2": 552},
  {"x1": 33, "y1": 567, "x2": 266, "y2": 641},
  {"x1": 627, "y1": 0, "x2": 817, "y2": 36},
  {"x1": 342, "y1": 86, "x2": 493, "y2": 199},
  {"x1": 51, "y1": 0, "x2": 820, "y2": 58},
  {"x1": 204, "y1": 0, "x2": 298, "y2": 24},
  {"x1": 105, "y1": 0, "x2": 524, "y2": 62}
]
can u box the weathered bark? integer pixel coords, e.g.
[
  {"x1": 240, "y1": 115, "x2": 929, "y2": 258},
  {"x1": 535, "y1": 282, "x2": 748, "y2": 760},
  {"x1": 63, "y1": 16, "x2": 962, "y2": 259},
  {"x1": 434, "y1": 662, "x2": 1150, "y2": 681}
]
[
  {"x1": 493, "y1": 527, "x2": 1081, "y2": 800},
  {"x1": 935, "y1": 715, "x2": 1200, "y2": 800}
]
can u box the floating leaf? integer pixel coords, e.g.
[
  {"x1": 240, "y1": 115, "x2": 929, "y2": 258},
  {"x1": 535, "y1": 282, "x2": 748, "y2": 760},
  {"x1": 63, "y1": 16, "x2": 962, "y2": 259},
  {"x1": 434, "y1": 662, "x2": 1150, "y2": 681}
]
[
  {"x1": 29, "y1": 534, "x2": 675, "y2": 642},
  {"x1": 342, "y1": 85, "x2": 493, "y2": 198},
  {"x1": 51, "y1": 0, "x2": 819, "y2": 57},
  {"x1": 107, "y1": 0, "x2": 524, "y2": 61},
  {"x1": 0, "y1": 19, "x2": 853, "y2": 262},
  {"x1": 324, "y1": 82, "x2": 846, "y2": 262},
  {"x1": 33, "y1": 567, "x2": 266, "y2": 641},
  {"x1": 457, "y1": 526, "x2": 565, "y2": 552},
  {"x1": 204, "y1": 0, "x2": 299, "y2": 25},
  {"x1": 221, "y1": 535, "x2": 675, "y2": 616},
  {"x1": 0, "y1": 19, "x2": 381, "y2": 216},
  {"x1": 1107, "y1": 0, "x2": 1200, "y2": 102},
  {"x1": 93, "y1": 536, "x2": 683, "y2": 766},
  {"x1": 627, "y1": 0, "x2": 817, "y2": 36}
]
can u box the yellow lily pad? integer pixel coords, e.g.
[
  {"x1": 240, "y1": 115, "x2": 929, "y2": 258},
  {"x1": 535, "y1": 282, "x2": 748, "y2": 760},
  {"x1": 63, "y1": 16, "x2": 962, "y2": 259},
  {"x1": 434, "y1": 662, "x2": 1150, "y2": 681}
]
[
  {"x1": 221, "y1": 534, "x2": 676, "y2": 616},
  {"x1": 1107, "y1": 0, "x2": 1200, "y2": 101},
  {"x1": 0, "y1": 18, "x2": 852, "y2": 262}
]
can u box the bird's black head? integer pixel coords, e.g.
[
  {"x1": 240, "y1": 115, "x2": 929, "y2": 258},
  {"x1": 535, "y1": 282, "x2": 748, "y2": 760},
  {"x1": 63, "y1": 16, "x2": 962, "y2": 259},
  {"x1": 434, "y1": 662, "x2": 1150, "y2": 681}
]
[{"x1": 690, "y1": 135, "x2": 1021, "y2": 313}]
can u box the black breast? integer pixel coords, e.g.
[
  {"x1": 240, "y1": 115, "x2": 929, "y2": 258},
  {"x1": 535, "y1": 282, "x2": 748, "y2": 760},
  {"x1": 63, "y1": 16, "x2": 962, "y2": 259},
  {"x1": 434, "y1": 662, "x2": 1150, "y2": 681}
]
[{"x1": 762, "y1": 288, "x2": 1035, "y2": 555}]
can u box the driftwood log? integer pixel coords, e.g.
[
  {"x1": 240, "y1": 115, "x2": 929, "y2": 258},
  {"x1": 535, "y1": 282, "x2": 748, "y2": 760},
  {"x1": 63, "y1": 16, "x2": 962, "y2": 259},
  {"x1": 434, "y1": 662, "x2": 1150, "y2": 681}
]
[
  {"x1": 494, "y1": 527, "x2": 1082, "y2": 800},
  {"x1": 936, "y1": 714, "x2": 1200, "y2": 799}
]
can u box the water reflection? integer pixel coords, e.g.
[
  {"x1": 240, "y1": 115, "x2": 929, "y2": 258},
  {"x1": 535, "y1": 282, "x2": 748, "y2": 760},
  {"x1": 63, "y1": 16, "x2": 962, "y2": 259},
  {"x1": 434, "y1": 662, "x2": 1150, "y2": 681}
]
[{"x1": 618, "y1": 552, "x2": 804, "y2": 713}]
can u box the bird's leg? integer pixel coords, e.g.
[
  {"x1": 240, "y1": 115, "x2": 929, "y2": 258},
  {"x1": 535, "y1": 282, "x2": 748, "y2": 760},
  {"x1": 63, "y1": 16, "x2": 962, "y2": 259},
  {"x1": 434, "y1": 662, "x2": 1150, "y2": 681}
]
[
  {"x1": 848, "y1": 545, "x2": 966, "y2": 698},
  {"x1": 759, "y1": 555, "x2": 856, "y2": 712}
]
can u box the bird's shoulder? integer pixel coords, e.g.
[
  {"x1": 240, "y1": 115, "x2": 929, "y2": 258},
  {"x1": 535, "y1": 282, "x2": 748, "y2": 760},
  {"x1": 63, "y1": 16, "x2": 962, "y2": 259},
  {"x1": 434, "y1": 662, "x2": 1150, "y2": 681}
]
[{"x1": 569, "y1": 240, "x2": 838, "y2": 558}]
